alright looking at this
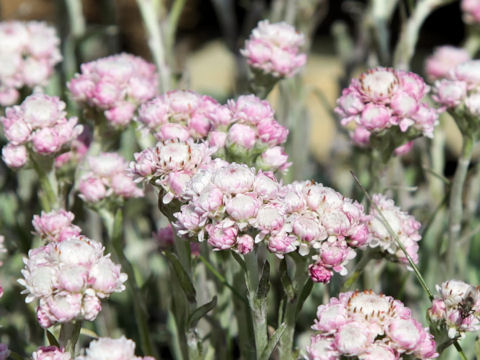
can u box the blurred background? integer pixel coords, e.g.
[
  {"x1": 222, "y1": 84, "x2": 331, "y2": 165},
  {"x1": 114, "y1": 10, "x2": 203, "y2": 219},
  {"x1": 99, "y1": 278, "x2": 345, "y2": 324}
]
[{"x1": 0, "y1": 0, "x2": 468, "y2": 167}]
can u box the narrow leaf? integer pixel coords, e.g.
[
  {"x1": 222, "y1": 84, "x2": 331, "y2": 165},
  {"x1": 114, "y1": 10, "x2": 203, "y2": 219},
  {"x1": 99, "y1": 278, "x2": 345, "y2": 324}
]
[
  {"x1": 296, "y1": 278, "x2": 314, "y2": 316},
  {"x1": 231, "y1": 251, "x2": 247, "y2": 272},
  {"x1": 189, "y1": 296, "x2": 217, "y2": 328},
  {"x1": 46, "y1": 329, "x2": 60, "y2": 347},
  {"x1": 164, "y1": 250, "x2": 196, "y2": 302},
  {"x1": 259, "y1": 322, "x2": 287, "y2": 360},
  {"x1": 256, "y1": 260, "x2": 270, "y2": 299},
  {"x1": 280, "y1": 260, "x2": 295, "y2": 301}
]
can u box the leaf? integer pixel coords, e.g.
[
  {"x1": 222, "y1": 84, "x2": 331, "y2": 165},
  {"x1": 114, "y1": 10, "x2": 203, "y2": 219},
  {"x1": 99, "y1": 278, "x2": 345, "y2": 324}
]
[
  {"x1": 80, "y1": 328, "x2": 99, "y2": 338},
  {"x1": 164, "y1": 250, "x2": 196, "y2": 303},
  {"x1": 295, "y1": 278, "x2": 314, "y2": 316},
  {"x1": 46, "y1": 329, "x2": 60, "y2": 347},
  {"x1": 231, "y1": 251, "x2": 246, "y2": 272},
  {"x1": 189, "y1": 296, "x2": 217, "y2": 328},
  {"x1": 280, "y1": 260, "x2": 295, "y2": 301},
  {"x1": 259, "y1": 322, "x2": 287, "y2": 360},
  {"x1": 256, "y1": 260, "x2": 270, "y2": 300}
]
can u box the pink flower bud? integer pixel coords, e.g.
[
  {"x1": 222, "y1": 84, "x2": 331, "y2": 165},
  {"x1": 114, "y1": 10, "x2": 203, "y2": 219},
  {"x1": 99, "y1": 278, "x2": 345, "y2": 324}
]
[
  {"x1": 2, "y1": 143, "x2": 27, "y2": 168},
  {"x1": 236, "y1": 234, "x2": 254, "y2": 254},
  {"x1": 78, "y1": 176, "x2": 107, "y2": 203},
  {"x1": 206, "y1": 221, "x2": 238, "y2": 250},
  {"x1": 425, "y1": 46, "x2": 471, "y2": 81},
  {"x1": 227, "y1": 123, "x2": 257, "y2": 149},
  {"x1": 32, "y1": 346, "x2": 71, "y2": 360},
  {"x1": 226, "y1": 194, "x2": 259, "y2": 221},
  {"x1": 308, "y1": 263, "x2": 332, "y2": 283}
]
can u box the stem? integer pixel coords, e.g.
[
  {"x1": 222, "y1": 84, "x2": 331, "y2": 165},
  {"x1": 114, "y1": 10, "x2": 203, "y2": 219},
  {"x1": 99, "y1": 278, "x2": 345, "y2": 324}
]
[
  {"x1": 446, "y1": 135, "x2": 474, "y2": 277},
  {"x1": 100, "y1": 208, "x2": 158, "y2": 357},
  {"x1": 454, "y1": 341, "x2": 468, "y2": 360},
  {"x1": 31, "y1": 156, "x2": 59, "y2": 211},
  {"x1": 198, "y1": 254, "x2": 248, "y2": 305},
  {"x1": 393, "y1": 0, "x2": 455, "y2": 69},
  {"x1": 244, "y1": 252, "x2": 268, "y2": 358},
  {"x1": 58, "y1": 321, "x2": 82, "y2": 356},
  {"x1": 278, "y1": 256, "x2": 308, "y2": 360},
  {"x1": 136, "y1": 0, "x2": 171, "y2": 92}
]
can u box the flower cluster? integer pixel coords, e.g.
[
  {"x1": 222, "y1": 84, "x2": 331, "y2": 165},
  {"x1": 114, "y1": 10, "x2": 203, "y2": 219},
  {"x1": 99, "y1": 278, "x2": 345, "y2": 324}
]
[
  {"x1": 336, "y1": 67, "x2": 437, "y2": 152},
  {"x1": 1, "y1": 94, "x2": 82, "y2": 169},
  {"x1": 425, "y1": 46, "x2": 471, "y2": 81},
  {"x1": 367, "y1": 194, "x2": 421, "y2": 266},
  {"x1": 32, "y1": 209, "x2": 81, "y2": 243},
  {"x1": 306, "y1": 290, "x2": 438, "y2": 359},
  {"x1": 77, "y1": 336, "x2": 154, "y2": 360},
  {"x1": 137, "y1": 90, "x2": 228, "y2": 141},
  {"x1": 137, "y1": 92, "x2": 290, "y2": 172},
  {"x1": 269, "y1": 181, "x2": 369, "y2": 283},
  {"x1": 174, "y1": 161, "x2": 370, "y2": 283},
  {"x1": 241, "y1": 20, "x2": 306, "y2": 78},
  {"x1": 428, "y1": 280, "x2": 480, "y2": 338},
  {"x1": 32, "y1": 337, "x2": 154, "y2": 360},
  {"x1": 78, "y1": 152, "x2": 143, "y2": 204},
  {"x1": 130, "y1": 139, "x2": 214, "y2": 204},
  {"x1": 68, "y1": 53, "x2": 158, "y2": 127},
  {"x1": 32, "y1": 347, "x2": 71, "y2": 360},
  {"x1": 462, "y1": 0, "x2": 480, "y2": 23},
  {"x1": 19, "y1": 211, "x2": 127, "y2": 328},
  {"x1": 0, "y1": 21, "x2": 61, "y2": 106},
  {"x1": 432, "y1": 60, "x2": 480, "y2": 134}
]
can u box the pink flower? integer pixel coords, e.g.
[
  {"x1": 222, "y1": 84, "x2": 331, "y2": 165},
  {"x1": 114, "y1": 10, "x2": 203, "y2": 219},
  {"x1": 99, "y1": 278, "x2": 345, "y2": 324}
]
[
  {"x1": 19, "y1": 226, "x2": 126, "y2": 328},
  {"x1": 206, "y1": 220, "x2": 238, "y2": 250},
  {"x1": 308, "y1": 263, "x2": 332, "y2": 283},
  {"x1": 76, "y1": 336, "x2": 153, "y2": 360},
  {"x1": 0, "y1": 21, "x2": 61, "y2": 106},
  {"x1": 462, "y1": 0, "x2": 480, "y2": 23},
  {"x1": 32, "y1": 346, "x2": 71, "y2": 360},
  {"x1": 78, "y1": 176, "x2": 107, "y2": 203},
  {"x1": 1, "y1": 143, "x2": 27, "y2": 168},
  {"x1": 256, "y1": 146, "x2": 290, "y2": 172},
  {"x1": 68, "y1": 53, "x2": 158, "y2": 127},
  {"x1": 32, "y1": 210, "x2": 81, "y2": 242},
  {"x1": 428, "y1": 280, "x2": 480, "y2": 338},
  {"x1": 306, "y1": 290, "x2": 437, "y2": 359},
  {"x1": 337, "y1": 67, "x2": 436, "y2": 149},
  {"x1": 241, "y1": 20, "x2": 306, "y2": 77},
  {"x1": 306, "y1": 335, "x2": 339, "y2": 360},
  {"x1": 225, "y1": 194, "x2": 259, "y2": 221},
  {"x1": 227, "y1": 123, "x2": 257, "y2": 149},
  {"x1": 228, "y1": 95, "x2": 274, "y2": 125},
  {"x1": 80, "y1": 153, "x2": 143, "y2": 204},
  {"x1": 425, "y1": 46, "x2": 471, "y2": 81},
  {"x1": 236, "y1": 234, "x2": 254, "y2": 254},
  {"x1": 368, "y1": 193, "x2": 422, "y2": 267}
]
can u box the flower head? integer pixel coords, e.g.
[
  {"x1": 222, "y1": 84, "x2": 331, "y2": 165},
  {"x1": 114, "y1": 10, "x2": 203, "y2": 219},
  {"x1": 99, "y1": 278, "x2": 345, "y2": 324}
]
[
  {"x1": 76, "y1": 336, "x2": 154, "y2": 360},
  {"x1": 68, "y1": 53, "x2": 158, "y2": 128},
  {"x1": 241, "y1": 20, "x2": 306, "y2": 78},
  {"x1": 425, "y1": 46, "x2": 471, "y2": 81},
  {"x1": 336, "y1": 67, "x2": 437, "y2": 153},
  {"x1": 306, "y1": 290, "x2": 437, "y2": 359},
  {"x1": 0, "y1": 21, "x2": 61, "y2": 106},
  {"x1": 79, "y1": 152, "x2": 143, "y2": 204},
  {"x1": 428, "y1": 280, "x2": 480, "y2": 338},
  {"x1": 19, "y1": 213, "x2": 127, "y2": 328},
  {"x1": 367, "y1": 194, "x2": 422, "y2": 267},
  {"x1": 1, "y1": 94, "x2": 83, "y2": 169},
  {"x1": 32, "y1": 347, "x2": 71, "y2": 360}
]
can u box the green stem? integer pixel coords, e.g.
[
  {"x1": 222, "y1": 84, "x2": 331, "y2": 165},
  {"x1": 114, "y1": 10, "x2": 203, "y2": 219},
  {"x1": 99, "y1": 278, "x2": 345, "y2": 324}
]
[
  {"x1": 446, "y1": 135, "x2": 475, "y2": 277},
  {"x1": 31, "y1": 156, "x2": 59, "y2": 211},
  {"x1": 454, "y1": 341, "x2": 468, "y2": 360},
  {"x1": 244, "y1": 252, "x2": 268, "y2": 359},
  {"x1": 58, "y1": 321, "x2": 82, "y2": 356},
  {"x1": 278, "y1": 256, "x2": 308, "y2": 360},
  {"x1": 198, "y1": 254, "x2": 248, "y2": 305},
  {"x1": 100, "y1": 208, "x2": 158, "y2": 358}
]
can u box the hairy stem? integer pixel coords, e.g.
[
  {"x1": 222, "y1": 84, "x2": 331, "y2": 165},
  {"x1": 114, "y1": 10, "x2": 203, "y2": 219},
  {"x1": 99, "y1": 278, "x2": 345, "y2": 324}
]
[{"x1": 59, "y1": 321, "x2": 82, "y2": 356}]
